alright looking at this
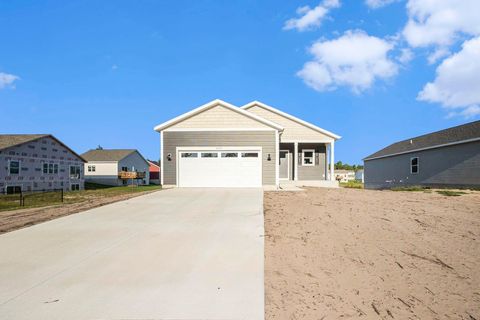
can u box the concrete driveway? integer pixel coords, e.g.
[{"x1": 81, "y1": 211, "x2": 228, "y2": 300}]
[{"x1": 0, "y1": 188, "x2": 264, "y2": 320}]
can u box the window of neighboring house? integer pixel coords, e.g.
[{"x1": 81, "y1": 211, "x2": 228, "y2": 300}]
[
  {"x1": 54, "y1": 164, "x2": 58, "y2": 174},
  {"x1": 70, "y1": 166, "x2": 81, "y2": 179},
  {"x1": 121, "y1": 166, "x2": 128, "y2": 171},
  {"x1": 9, "y1": 161, "x2": 20, "y2": 174},
  {"x1": 43, "y1": 163, "x2": 48, "y2": 174},
  {"x1": 410, "y1": 157, "x2": 419, "y2": 174},
  {"x1": 48, "y1": 163, "x2": 54, "y2": 174},
  {"x1": 91, "y1": 165, "x2": 96, "y2": 172},
  {"x1": 70, "y1": 183, "x2": 80, "y2": 191},
  {"x1": 302, "y1": 150, "x2": 315, "y2": 166},
  {"x1": 88, "y1": 166, "x2": 91, "y2": 172}
]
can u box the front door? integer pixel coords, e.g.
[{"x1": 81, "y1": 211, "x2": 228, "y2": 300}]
[{"x1": 279, "y1": 150, "x2": 290, "y2": 180}]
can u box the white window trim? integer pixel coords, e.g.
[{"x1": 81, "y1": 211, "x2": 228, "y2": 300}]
[
  {"x1": 302, "y1": 149, "x2": 315, "y2": 167},
  {"x1": 410, "y1": 157, "x2": 419, "y2": 174}
]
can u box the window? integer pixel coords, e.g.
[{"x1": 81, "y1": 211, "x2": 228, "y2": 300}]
[
  {"x1": 9, "y1": 161, "x2": 20, "y2": 174},
  {"x1": 410, "y1": 157, "x2": 419, "y2": 174},
  {"x1": 181, "y1": 153, "x2": 198, "y2": 158},
  {"x1": 43, "y1": 163, "x2": 48, "y2": 173},
  {"x1": 49, "y1": 163, "x2": 54, "y2": 174},
  {"x1": 201, "y1": 152, "x2": 218, "y2": 158},
  {"x1": 70, "y1": 166, "x2": 81, "y2": 179},
  {"x1": 54, "y1": 164, "x2": 58, "y2": 174},
  {"x1": 221, "y1": 152, "x2": 238, "y2": 158},
  {"x1": 121, "y1": 166, "x2": 128, "y2": 171},
  {"x1": 6, "y1": 186, "x2": 21, "y2": 194},
  {"x1": 92, "y1": 165, "x2": 96, "y2": 172},
  {"x1": 88, "y1": 165, "x2": 96, "y2": 172},
  {"x1": 302, "y1": 150, "x2": 315, "y2": 166},
  {"x1": 88, "y1": 166, "x2": 92, "y2": 172},
  {"x1": 70, "y1": 184, "x2": 80, "y2": 191},
  {"x1": 241, "y1": 152, "x2": 259, "y2": 158}
]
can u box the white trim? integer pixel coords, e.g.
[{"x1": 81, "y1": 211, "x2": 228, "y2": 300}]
[
  {"x1": 410, "y1": 156, "x2": 419, "y2": 174},
  {"x1": 294, "y1": 142, "x2": 298, "y2": 181},
  {"x1": 330, "y1": 142, "x2": 335, "y2": 181},
  {"x1": 281, "y1": 139, "x2": 334, "y2": 143},
  {"x1": 175, "y1": 146, "x2": 263, "y2": 187},
  {"x1": 160, "y1": 131, "x2": 164, "y2": 186},
  {"x1": 163, "y1": 127, "x2": 276, "y2": 132},
  {"x1": 301, "y1": 149, "x2": 315, "y2": 167},
  {"x1": 154, "y1": 99, "x2": 284, "y2": 132},
  {"x1": 364, "y1": 137, "x2": 480, "y2": 161},
  {"x1": 275, "y1": 130, "x2": 279, "y2": 187},
  {"x1": 241, "y1": 101, "x2": 341, "y2": 140}
]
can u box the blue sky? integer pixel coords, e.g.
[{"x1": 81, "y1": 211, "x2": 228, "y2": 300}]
[{"x1": 1, "y1": 0, "x2": 479, "y2": 164}]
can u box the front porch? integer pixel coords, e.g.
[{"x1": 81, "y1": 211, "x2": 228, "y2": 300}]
[{"x1": 278, "y1": 141, "x2": 337, "y2": 187}]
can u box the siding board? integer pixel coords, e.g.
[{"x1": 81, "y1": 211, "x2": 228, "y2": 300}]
[{"x1": 163, "y1": 131, "x2": 276, "y2": 185}]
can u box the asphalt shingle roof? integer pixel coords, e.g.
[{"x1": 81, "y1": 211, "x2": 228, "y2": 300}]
[
  {"x1": 0, "y1": 134, "x2": 49, "y2": 151},
  {"x1": 364, "y1": 120, "x2": 480, "y2": 160},
  {"x1": 81, "y1": 149, "x2": 137, "y2": 161}
]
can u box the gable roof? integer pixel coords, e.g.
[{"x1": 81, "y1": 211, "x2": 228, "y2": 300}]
[
  {"x1": 148, "y1": 160, "x2": 160, "y2": 168},
  {"x1": 153, "y1": 99, "x2": 284, "y2": 132},
  {"x1": 82, "y1": 149, "x2": 139, "y2": 162},
  {"x1": 0, "y1": 134, "x2": 86, "y2": 162},
  {"x1": 364, "y1": 120, "x2": 480, "y2": 161},
  {"x1": 241, "y1": 101, "x2": 341, "y2": 140}
]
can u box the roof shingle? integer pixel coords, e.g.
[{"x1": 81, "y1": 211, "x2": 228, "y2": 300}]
[
  {"x1": 0, "y1": 134, "x2": 49, "y2": 151},
  {"x1": 364, "y1": 120, "x2": 480, "y2": 160},
  {"x1": 81, "y1": 149, "x2": 137, "y2": 161}
]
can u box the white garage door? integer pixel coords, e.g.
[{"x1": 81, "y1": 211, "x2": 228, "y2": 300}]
[{"x1": 178, "y1": 149, "x2": 262, "y2": 187}]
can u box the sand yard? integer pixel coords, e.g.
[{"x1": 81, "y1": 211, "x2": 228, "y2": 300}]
[{"x1": 264, "y1": 187, "x2": 480, "y2": 319}]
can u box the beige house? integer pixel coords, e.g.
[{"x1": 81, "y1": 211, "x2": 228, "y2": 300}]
[
  {"x1": 82, "y1": 149, "x2": 150, "y2": 186},
  {"x1": 154, "y1": 99, "x2": 341, "y2": 188}
]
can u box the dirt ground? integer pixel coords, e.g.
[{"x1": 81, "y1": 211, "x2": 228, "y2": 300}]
[
  {"x1": 0, "y1": 189, "x2": 160, "y2": 234},
  {"x1": 264, "y1": 188, "x2": 480, "y2": 320}
]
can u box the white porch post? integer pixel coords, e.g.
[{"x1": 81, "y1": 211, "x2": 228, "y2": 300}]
[
  {"x1": 329, "y1": 141, "x2": 335, "y2": 181},
  {"x1": 160, "y1": 131, "x2": 164, "y2": 186},
  {"x1": 275, "y1": 130, "x2": 279, "y2": 188},
  {"x1": 294, "y1": 142, "x2": 298, "y2": 181}
]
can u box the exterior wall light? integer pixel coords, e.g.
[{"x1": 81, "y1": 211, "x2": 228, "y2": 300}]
[
  {"x1": 267, "y1": 154, "x2": 271, "y2": 161},
  {"x1": 167, "y1": 153, "x2": 172, "y2": 161}
]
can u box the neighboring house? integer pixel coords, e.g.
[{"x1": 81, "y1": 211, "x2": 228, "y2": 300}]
[
  {"x1": 82, "y1": 149, "x2": 150, "y2": 186},
  {"x1": 335, "y1": 170, "x2": 355, "y2": 182},
  {"x1": 355, "y1": 169, "x2": 364, "y2": 183},
  {"x1": 154, "y1": 99, "x2": 341, "y2": 188},
  {"x1": 364, "y1": 120, "x2": 480, "y2": 189},
  {"x1": 148, "y1": 160, "x2": 160, "y2": 185},
  {"x1": 0, "y1": 134, "x2": 85, "y2": 193}
]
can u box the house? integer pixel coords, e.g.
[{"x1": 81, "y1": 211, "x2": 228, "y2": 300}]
[
  {"x1": 0, "y1": 134, "x2": 85, "y2": 193},
  {"x1": 355, "y1": 169, "x2": 364, "y2": 183},
  {"x1": 82, "y1": 149, "x2": 150, "y2": 186},
  {"x1": 363, "y1": 120, "x2": 480, "y2": 189},
  {"x1": 154, "y1": 99, "x2": 341, "y2": 188},
  {"x1": 148, "y1": 160, "x2": 160, "y2": 185},
  {"x1": 335, "y1": 170, "x2": 356, "y2": 182}
]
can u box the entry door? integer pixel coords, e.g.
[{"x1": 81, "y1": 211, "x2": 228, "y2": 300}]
[
  {"x1": 279, "y1": 150, "x2": 290, "y2": 180},
  {"x1": 178, "y1": 149, "x2": 262, "y2": 187}
]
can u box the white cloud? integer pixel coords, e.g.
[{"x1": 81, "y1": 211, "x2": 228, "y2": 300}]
[
  {"x1": 365, "y1": 0, "x2": 397, "y2": 9},
  {"x1": 418, "y1": 36, "x2": 480, "y2": 118},
  {"x1": 397, "y1": 48, "x2": 414, "y2": 64},
  {"x1": 427, "y1": 47, "x2": 450, "y2": 64},
  {"x1": 297, "y1": 30, "x2": 398, "y2": 93},
  {"x1": 0, "y1": 72, "x2": 19, "y2": 89},
  {"x1": 403, "y1": 0, "x2": 480, "y2": 48},
  {"x1": 284, "y1": 0, "x2": 340, "y2": 32}
]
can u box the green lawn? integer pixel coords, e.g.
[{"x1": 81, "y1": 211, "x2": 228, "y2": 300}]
[
  {"x1": 340, "y1": 180, "x2": 364, "y2": 189},
  {"x1": 0, "y1": 184, "x2": 162, "y2": 212}
]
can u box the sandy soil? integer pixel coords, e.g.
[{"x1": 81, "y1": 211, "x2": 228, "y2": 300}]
[
  {"x1": 0, "y1": 190, "x2": 160, "y2": 234},
  {"x1": 264, "y1": 188, "x2": 480, "y2": 320}
]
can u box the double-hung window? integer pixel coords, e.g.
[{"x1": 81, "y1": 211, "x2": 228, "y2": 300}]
[
  {"x1": 9, "y1": 160, "x2": 20, "y2": 174},
  {"x1": 302, "y1": 150, "x2": 315, "y2": 166},
  {"x1": 70, "y1": 166, "x2": 81, "y2": 179},
  {"x1": 410, "y1": 157, "x2": 419, "y2": 174}
]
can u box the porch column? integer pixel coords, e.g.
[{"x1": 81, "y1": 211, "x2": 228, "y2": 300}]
[
  {"x1": 329, "y1": 141, "x2": 335, "y2": 181},
  {"x1": 294, "y1": 142, "x2": 298, "y2": 181}
]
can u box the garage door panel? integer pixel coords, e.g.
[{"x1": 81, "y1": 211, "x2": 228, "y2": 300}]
[{"x1": 178, "y1": 149, "x2": 262, "y2": 187}]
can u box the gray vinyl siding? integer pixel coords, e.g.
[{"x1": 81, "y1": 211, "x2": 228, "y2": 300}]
[
  {"x1": 364, "y1": 140, "x2": 480, "y2": 189},
  {"x1": 118, "y1": 152, "x2": 150, "y2": 185},
  {"x1": 0, "y1": 136, "x2": 84, "y2": 192},
  {"x1": 297, "y1": 144, "x2": 327, "y2": 180},
  {"x1": 163, "y1": 131, "x2": 276, "y2": 185}
]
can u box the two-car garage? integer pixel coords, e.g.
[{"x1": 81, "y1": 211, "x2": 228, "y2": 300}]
[{"x1": 177, "y1": 148, "x2": 262, "y2": 187}]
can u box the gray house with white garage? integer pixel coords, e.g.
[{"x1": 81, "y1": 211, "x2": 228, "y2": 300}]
[
  {"x1": 154, "y1": 99, "x2": 341, "y2": 188},
  {"x1": 364, "y1": 120, "x2": 480, "y2": 189}
]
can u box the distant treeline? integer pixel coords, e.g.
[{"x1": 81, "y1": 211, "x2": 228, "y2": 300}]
[{"x1": 334, "y1": 161, "x2": 363, "y2": 171}]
